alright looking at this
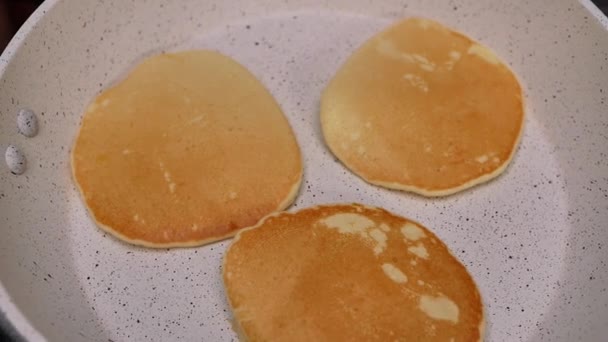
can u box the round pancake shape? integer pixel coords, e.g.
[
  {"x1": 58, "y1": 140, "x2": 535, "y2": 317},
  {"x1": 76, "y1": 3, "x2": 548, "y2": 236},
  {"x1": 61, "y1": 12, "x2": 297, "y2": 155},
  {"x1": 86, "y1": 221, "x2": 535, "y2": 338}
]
[
  {"x1": 223, "y1": 204, "x2": 484, "y2": 341},
  {"x1": 71, "y1": 50, "x2": 302, "y2": 248},
  {"x1": 321, "y1": 17, "x2": 524, "y2": 196}
]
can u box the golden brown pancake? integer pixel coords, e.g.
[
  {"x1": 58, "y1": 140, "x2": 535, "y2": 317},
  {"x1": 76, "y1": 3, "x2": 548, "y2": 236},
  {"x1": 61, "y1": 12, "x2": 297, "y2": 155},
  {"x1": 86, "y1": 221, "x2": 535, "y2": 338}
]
[
  {"x1": 223, "y1": 204, "x2": 484, "y2": 341},
  {"x1": 71, "y1": 50, "x2": 302, "y2": 248},
  {"x1": 321, "y1": 17, "x2": 524, "y2": 196}
]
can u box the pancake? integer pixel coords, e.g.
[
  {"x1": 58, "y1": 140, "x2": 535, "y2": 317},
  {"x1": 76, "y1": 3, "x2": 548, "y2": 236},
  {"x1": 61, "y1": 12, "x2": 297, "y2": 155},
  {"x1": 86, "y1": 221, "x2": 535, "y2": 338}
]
[
  {"x1": 223, "y1": 204, "x2": 484, "y2": 341},
  {"x1": 321, "y1": 17, "x2": 524, "y2": 196},
  {"x1": 71, "y1": 50, "x2": 302, "y2": 248}
]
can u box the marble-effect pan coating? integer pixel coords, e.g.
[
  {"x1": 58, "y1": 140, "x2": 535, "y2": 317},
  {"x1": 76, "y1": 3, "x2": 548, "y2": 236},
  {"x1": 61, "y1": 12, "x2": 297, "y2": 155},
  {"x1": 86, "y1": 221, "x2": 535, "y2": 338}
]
[{"x1": 0, "y1": 0, "x2": 607, "y2": 341}]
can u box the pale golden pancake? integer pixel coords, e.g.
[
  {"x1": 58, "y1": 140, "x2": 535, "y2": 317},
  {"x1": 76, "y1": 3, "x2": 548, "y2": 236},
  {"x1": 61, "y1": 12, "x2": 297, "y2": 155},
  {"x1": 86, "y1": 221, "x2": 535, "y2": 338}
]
[
  {"x1": 71, "y1": 50, "x2": 302, "y2": 248},
  {"x1": 321, "y1": 17, "x2": 524, "y2": 196},
  {"x1": 223, "y1": 204, "x2": 484, "y2": 341}
]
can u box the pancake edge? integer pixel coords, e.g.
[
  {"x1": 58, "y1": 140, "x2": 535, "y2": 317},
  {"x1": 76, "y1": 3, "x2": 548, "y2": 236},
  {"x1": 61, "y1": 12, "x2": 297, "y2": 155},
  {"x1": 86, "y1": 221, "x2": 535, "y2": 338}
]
[
  {"x1": 221, "y1": 203, "x2": 485, "y2": 341},
  {"x1": 320, "y1": 17, "x2": 526, "y2": 198}
]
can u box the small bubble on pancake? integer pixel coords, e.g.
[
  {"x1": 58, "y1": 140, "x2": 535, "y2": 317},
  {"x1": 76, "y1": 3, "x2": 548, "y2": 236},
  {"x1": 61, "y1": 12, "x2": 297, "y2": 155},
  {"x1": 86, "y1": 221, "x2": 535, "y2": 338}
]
[
  {"x1": 408, "y1": 243, "x2": 430, "y2": 259},
  {"x1": 381, "y1": 263, "x2": 408, "y2": 283},
  {"x1": 419, "y1": 295, "x2": 460, "y2": 323}
]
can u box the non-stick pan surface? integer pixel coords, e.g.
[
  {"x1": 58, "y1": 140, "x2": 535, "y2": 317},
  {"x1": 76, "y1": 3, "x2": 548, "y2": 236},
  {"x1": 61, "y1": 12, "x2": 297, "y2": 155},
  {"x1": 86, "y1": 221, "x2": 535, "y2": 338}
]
[{"x1": 1, "y1": 0, "x2": 607, "y2": 341}]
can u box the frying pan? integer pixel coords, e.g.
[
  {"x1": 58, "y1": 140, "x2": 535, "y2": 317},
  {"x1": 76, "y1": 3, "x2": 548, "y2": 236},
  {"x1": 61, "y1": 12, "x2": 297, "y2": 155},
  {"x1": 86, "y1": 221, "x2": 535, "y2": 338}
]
[{"x1": 1, "y1": 0, "x2": 607, "y2": 341}]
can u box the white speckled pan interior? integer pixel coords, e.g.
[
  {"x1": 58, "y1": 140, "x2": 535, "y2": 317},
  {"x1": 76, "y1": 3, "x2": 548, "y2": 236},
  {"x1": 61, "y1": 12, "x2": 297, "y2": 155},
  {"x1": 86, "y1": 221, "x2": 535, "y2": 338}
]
[{"x1": 0, "y1": 0, "x2": 607, "y2": 341}]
